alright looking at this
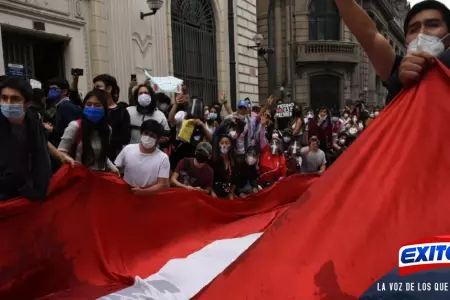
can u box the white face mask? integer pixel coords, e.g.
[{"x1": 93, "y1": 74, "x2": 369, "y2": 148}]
[
  {"x1": 343, "y1": 113, "x2": 349, "y2": 118},
  {"x1": 358, "y1": 122, "x2": 364, "y2": 130},
  {"x1": 352, "y1": 117, "x2": 358, "y2": 122},
  {"x1": 229, "y1": 130, "x2": 237, "y2": 139},
  {"x1": 407, "y1": 33, "x2": 449, "y2": 57},
  {"x1": 138, "y1": 94, "x2": 152, "y2": 107},
  {"x1": 369, "y1": 113, "x2": 374, "y2": 118},
  {"x1": 283, "y1": 137, "x2": 291, "y2": 143},
  {"x1": 348, "y1": 127, "x2": 358, "y2": 136},
  {"x1": 272, "y1": 133, "x2": 279, "y2": 139},
  {"x1": 374, "y1": 111, "x2": 379, "y2": 117},
  {"x1": 246, "y1": 156, "x2": 257, "y2": 165},
  {"x1": 307, "y1": 113, "x2": 313, "y2": 119},
  {"x1": 339, "y1": 138, "x2": 346, "y2": 145},
  {"x1": 220, "y1": 145, "x2": 230, "y2": 154},
  {"x1": 141, "y1": 135, "x2": 156, "y2": 149}
]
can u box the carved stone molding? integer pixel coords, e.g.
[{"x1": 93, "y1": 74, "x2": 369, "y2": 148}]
[
  {"x1": 74, "y1": 0, "x2": 83, "y2": 19},
  {"x1": 132, "y1": 32, "x2": 152, "y2": 56},
  {"x1": 10, "y1": 0, "x2": 70, "y2": 15}
]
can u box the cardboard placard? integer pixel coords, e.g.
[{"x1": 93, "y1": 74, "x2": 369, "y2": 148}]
[{"x1": 275, "y1": 103, "x2": 294, "y2": 118}]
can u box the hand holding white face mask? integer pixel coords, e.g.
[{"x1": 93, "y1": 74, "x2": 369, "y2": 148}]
[{"x1": 400, "y1": 33, "x2": 450, "y2": 87}]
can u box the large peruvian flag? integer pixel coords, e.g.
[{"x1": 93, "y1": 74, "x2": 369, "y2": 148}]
[
  {"x1": 1, "y1": 61, "x2": 450, "y2": 299},
  {"x1": 0, "y1": 166, "x2": 316, "y2": 299}
]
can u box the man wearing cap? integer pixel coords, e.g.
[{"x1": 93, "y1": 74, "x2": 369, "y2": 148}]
[
  {"x1": 335, "y1": 0, "x2": 450, "y2": 104},
  {"x1": 226, "y1": 100, "x2": 253, "y2": 155},
  {"x1": 171, "y1": 142, "x2": 214, "y2": 194}
]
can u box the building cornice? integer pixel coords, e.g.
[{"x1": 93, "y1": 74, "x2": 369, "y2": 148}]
[
  {"x1": 377, "y1": 0, "x2": 394, "y2": 22},
  {"x1": 388, "y1": 19, "x2": 405, "y2": 43},
  {"x1": 0, "y1": 1, "x2": 85, "y2": 30}
]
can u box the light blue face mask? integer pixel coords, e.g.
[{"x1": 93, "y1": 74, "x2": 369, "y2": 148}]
[{"x1": 1, "y1": 103, "x2": 25, "y2": 120}]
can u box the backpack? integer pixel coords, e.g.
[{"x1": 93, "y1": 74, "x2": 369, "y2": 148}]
[{"x1": 70, "y1": 119, "x2": 83, "y2": 159}]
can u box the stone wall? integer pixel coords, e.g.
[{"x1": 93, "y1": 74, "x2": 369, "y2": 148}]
[{"x1": 236, "y1": 0, "x2": 259, "y2": 103}]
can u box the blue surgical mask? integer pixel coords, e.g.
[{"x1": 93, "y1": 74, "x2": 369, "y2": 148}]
[
  {"x1": 0, "y1": 103, "x2": 25, "y2": 120},
  {"x1": 209, "y1": 112, "x2": 217, "y2": 120},
  {"x1": 48, "y1": 89, "x2": 62, "y2": 101},
  {"x1": 83, "y1": 107, "x2": 105, "y2": 123}
]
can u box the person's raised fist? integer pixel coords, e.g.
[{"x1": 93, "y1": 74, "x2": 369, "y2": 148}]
[{"x1": 399, "y1": 51, "x2": 434, "y2": 87}]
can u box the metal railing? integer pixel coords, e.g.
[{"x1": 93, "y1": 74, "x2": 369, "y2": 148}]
[
  {"x1": 296, "y1": 41, "x2": 358, "y2": 63},
  {"x1": 297, "y1": 41, "x2": 357, "y2": 55}
]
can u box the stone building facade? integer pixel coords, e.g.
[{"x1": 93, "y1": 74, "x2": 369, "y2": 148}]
[
  {"x1": 0, "y1": 0, "x2": 258, "y2": 106},
  {"x1": 256, "y1": 0, "x2": 409, "y2": 111}
]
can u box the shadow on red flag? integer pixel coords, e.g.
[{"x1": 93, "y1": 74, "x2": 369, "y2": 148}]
[{"x1": 196, "y1": 61, "x2": 450, "y2": 299}]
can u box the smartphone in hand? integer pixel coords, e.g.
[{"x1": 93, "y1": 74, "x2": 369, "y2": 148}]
[{"x1": 71, "y1": 68, "x2": 84, "y2": 76}]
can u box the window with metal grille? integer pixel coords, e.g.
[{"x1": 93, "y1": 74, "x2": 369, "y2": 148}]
[
  {"x1": 308, "y1": 0, "x2": 341, "y2": 41},
  {"x1": 171, "y1": 0, "x2": 218, "y2": 105},
  {"x1": 309, "y1": 74, "x2": 340, "y2": 111}
]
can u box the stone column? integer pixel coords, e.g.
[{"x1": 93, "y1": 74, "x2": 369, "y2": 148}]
[
  {"x1": 88, "y1": 0, "x2": 109, "y2": 77},
  {"x1": 274, "y1": 1, "x2": 283, "y2": 89},
  {"x1": 0, "y1": 25, "x2": 4, "y2": 75}
]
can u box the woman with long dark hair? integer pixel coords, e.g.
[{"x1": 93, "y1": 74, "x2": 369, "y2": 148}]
[
  {"x1": 127, "y1": 84, "x2": 170, "y2": 144},
  {"x1": 210, "y1": 134, "x2": 237, "y2": 199},
  {"x1": 291, "y1": 104, "x2": 304, "y2": 142},
  {"x1": 58, "y1": 89, "x2": 119, "y2": 174}
]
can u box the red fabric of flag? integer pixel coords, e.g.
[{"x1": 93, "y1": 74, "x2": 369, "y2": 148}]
[
  {"x1": 196, "y1": 61, "x2": 450, "y2": 299},
  {"x1": 0, "y1": 166, "x2": 316, "y2": 299}
]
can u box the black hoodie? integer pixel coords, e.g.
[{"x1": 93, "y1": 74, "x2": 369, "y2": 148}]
[{"x1": 0, "y1": 111, "x2": 52, "y2": 201}]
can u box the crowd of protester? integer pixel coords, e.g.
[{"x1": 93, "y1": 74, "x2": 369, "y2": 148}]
[
  {"x1": 2, "y1": 0, "x2": 449, "y2": 202},
  {"x1": 0, "y1": 72, "x2": 382, "y2": 202}
]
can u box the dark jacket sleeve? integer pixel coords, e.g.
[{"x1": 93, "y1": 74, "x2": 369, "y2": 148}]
[
  {"x1": 112, "y1": 108, "x2": 131, "y2": 148},
  {"x1": 21, "y1": 114, "x2": 52, "y2": 200},
  {"x1": 249, "y1": 166, "x2": 258, "y2": 188},
  {"x1": 384, "y1": 55, "x2": 404, "y2": 106},
  {"x1": 68, "y1": 89, "x2": 82, "y2": 107},
  {"x1": 52, "y1": 101, "x2": 82, "y2": 146}
]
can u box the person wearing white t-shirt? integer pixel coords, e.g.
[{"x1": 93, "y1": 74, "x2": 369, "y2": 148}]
[{"x1": 115, "y1": 119, "x2": 170, "y2": 195}]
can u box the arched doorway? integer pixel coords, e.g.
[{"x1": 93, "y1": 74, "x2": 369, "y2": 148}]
[
  {"x1": 309, "y1": 74, "x2": 340, "y2": 112},
  {"x1": 171, "y1": 0, "x2": 218, "y2": 105},
  {"x1": 308, "y1": 0, "x2": 340, "y2": 40}
]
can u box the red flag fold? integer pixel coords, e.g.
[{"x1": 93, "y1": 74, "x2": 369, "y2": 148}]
[{"x1": 196, "y1": 61, "x2": 450, "y2": 299}]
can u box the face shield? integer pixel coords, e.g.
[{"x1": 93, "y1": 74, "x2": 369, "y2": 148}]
[
  {"x1": 186, "y1": 97, "x2": 204, "y2": 119},
  {"x1": 287, "y1": 141, "x2": 301, "y2": 156},
  {"x1": 269, "y1": 139, "x2": 283, "y2": 155}
]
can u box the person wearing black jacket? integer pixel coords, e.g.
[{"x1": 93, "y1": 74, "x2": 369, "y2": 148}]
[
  {"x1": 46, "y1": 77, "x2": 82, "y2": 147},
  {"x1": 0, "y1": 77, "x2": 52, "y2": 201},
  {"x1": 93, "y1": 74, "x2": 131, "y2": 161},
  {"x1": 235, "y1": 146, "x2": 260, "y2": 198}
]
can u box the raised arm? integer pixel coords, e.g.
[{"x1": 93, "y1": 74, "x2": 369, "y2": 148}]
[{"x1": 334, "y1": 0, "x2": 396, "y2": 81}]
